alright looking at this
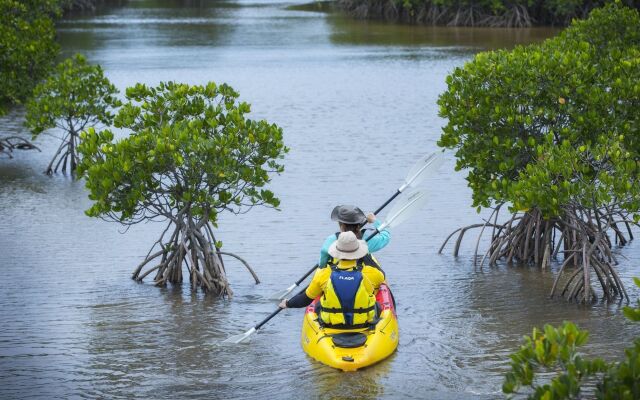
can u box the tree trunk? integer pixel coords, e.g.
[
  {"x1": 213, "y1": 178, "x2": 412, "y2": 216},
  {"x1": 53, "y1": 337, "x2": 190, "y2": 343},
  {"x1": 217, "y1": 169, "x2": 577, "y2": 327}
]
[{"x1": 131, "y1": 215, "x2": 259, "y2": 297}]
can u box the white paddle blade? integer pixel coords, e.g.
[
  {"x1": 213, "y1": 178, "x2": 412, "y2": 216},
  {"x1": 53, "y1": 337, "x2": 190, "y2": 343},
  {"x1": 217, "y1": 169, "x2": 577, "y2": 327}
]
[
  {"x1": 384, "y1": 189, "x2": 428, "y2": 229},
  {"x1": 220, "y1": 327, "x2": 256, "y2": 345},
  {"x1": 401, "y1": 152, "x2": 444, "y2": 191},
  {"x1": 270, "y1": 284, "x2": 297, "y2": 301}
]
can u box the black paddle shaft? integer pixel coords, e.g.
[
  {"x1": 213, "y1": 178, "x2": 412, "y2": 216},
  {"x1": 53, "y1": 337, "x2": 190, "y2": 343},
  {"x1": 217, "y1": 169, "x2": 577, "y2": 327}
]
[
  {"x1": 296, "y1": 264, "x2": 318, "y2": 286},
  {"x1": 255, "y1": 307, "x2": 284, "y2": 330},
  {"x1": 374, "y1": 189, "x2": 401, "y2": 215}
]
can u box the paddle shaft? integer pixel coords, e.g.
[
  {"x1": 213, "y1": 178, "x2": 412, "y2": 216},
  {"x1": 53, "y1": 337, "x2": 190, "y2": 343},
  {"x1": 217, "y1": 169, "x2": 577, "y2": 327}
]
[
  {"x1": 255, "y1": 307, "x2": 284, "y2": 330},
  {"x1": 296, "y1": 264, "x2": 318, "y2": 286},
  {"x1": 374, "y1": 189, "x2": 401, "y2": 215},
  {"x1": 232, "y1": 153, "x2": 438, "y2": 341}
]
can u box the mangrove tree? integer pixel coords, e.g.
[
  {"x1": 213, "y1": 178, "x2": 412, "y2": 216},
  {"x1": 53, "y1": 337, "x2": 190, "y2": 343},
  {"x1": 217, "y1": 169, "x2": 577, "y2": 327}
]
[
  {"x1": 26, "y1": 54, "x2": 120, "y2": 175},
  {"x1": 77, "y1": 81, "x2": 287, "y2": 296},
  {"x1": 438, "y1": 4, "x2": 640, "y2": 303}
]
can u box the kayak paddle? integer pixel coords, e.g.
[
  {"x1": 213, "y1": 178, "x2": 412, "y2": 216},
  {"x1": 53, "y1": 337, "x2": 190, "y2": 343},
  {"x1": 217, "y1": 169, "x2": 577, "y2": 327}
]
[
  {"x1": 373, "y1": 151, "x2": 442, "y2": 215},
  {"x1": 221, "y1": 187, "x2": 429, "y2": 345},
  {"x1": 219, "y1": 308, "x2": 283, "y2": 345},
  {"x1": 269, "y1": 151, "x2": 443, "y2": 300}
]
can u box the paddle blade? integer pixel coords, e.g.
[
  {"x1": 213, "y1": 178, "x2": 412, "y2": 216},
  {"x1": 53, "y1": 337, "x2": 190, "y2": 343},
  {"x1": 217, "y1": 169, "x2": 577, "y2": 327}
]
[
  {"x1": 383, "y1": 189, "x2": 428, "y2": 230},
  {"x1": 219, "y1": 327, "x2": 257, "y2": 345},
  {"x1": 403, "y1": 151, "x2": 444, "y2": 190},
  {"x1": 270, "y1": 284, "x2": 297, "y2": 301}
]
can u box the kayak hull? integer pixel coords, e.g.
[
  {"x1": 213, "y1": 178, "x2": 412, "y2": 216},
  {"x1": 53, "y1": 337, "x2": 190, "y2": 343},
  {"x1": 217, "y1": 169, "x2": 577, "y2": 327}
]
[{"x1": 300, "y1": 283, "x2": 398, "y2": 371}]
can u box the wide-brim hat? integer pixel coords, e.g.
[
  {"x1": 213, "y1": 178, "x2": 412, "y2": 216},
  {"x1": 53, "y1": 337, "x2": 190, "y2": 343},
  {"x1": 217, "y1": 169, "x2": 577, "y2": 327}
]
[
  {"x1": 328, "y1": 231, "x2": 369, "y2": 260},
  {"x1": 330, "y1": 205, "x2": 367, "y2": 225}
]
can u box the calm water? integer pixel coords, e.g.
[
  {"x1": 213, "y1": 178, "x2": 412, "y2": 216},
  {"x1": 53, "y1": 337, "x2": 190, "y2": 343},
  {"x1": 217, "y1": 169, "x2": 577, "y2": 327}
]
[{"x1": 1, "y1": 1, "x2": 638, "y2": 398}]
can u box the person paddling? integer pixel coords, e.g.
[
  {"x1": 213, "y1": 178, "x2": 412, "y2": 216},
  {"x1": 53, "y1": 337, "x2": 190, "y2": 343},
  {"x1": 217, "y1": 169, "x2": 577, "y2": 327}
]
[
  {"x1": 279, "y1": 231, "x2": 385, "y2": 329},
  {"x1": 319, "y1": 205, "x2": 390, "y2": 268}
]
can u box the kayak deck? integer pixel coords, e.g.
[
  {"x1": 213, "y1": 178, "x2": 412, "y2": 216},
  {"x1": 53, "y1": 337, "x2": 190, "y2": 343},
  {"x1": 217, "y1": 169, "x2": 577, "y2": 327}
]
[{"x1": 301, "y1": 283, "x2": 399, "y2": 371}]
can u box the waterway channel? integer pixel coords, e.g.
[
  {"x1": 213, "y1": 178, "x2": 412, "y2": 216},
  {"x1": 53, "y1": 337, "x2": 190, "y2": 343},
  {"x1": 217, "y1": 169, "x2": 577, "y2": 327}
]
[{"x1": 1, "y1": 1, "x2": 639, "y2": 398}]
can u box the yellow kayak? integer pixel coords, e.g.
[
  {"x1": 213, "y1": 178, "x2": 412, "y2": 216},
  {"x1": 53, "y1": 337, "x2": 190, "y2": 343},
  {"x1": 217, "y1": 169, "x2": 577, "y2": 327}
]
[{"x1": 300, "y1": 283, "x2": 399, "y2": 371}]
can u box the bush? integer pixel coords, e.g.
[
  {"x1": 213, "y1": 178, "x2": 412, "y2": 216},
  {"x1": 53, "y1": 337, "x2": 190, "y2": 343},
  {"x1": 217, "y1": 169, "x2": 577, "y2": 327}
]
[{"x1": 504, "y1": 278, "x2": 640, "y2": 399}]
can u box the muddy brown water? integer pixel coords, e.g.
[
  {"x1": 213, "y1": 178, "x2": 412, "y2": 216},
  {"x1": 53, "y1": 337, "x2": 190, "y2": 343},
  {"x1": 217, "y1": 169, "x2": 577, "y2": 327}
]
[{"x1": 1, "y1": 1, "x2": 639, "y2": 398}]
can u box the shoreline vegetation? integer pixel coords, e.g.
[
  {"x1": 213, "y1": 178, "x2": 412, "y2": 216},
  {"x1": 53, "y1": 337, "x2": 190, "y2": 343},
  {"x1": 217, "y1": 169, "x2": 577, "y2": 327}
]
[{"x1": 335, "y1": 0, "x2": 640, "y2": 27}]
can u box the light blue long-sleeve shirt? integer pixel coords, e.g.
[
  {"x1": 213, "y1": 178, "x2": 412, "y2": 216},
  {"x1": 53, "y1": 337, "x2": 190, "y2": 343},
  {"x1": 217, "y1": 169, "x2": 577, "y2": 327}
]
[{"x1": 318, "y1": 220, "x2": 391, "y2": 267}]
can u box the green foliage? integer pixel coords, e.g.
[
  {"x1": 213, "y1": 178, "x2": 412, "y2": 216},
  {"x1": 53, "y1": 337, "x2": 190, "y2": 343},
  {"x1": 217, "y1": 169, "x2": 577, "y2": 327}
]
[
  {"x1": 507, "y1": 134, "x2": 640, "y2": 217},
  {"x1": 26, "y1": 54, "x2": 120, "y2": 136},
  {"x1": 503, "y1": 322, "x2": 606, "y2": 399},
  {"x1": 622, "y1": 278, "x2": 640, "y2": 322},
  {"x1": 598, "y1": 277, "x2": 640, "y2": 399},
  {"x1": 437, "y1": 4, "x2": 640, "y2": 217},
  {"x1": 0, "y1": 0, "x2": 60, "y2": 114},
  {"x1": 504, "y1": 278, "x2": 640, "y2": 399},
  {"x1": 598, "y1": 340, "x2": 640, "y2": 399},
  {"x1": 560, "y1": 1, "x2": 640, "y2": 50},
  {"x1": 543, "y1": 0, "x2": 585, "y2": 20},
  {"x1": 77, "y1": 81, "x2": 287, "y2": 227},
  {"x1": 25, "y1": 54, "x2": 120, "y2": 175}
]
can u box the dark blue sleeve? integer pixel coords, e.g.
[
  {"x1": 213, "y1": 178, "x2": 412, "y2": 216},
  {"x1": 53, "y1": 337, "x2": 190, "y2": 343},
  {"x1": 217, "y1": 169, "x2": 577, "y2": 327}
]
[{"x1": 287, "y1": 287, "x2": 314, "y2": 308}]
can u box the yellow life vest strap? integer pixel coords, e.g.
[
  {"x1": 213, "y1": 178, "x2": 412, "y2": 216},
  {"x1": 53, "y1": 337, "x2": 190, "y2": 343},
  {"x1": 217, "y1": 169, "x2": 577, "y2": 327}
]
[
  {"x1": 321, "y1": 322, "x2": 372, "y2": 330},
  {"x1": 320, "y1": 305, "x2": 375, "y2": 313}
]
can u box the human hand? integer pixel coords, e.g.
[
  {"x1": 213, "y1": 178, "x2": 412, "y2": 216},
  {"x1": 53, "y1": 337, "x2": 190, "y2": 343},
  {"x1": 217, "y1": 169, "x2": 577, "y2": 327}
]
[
  {"x1": 278, "y1": 299, "x2": 288, "y2": 309},
  {"x1": 366, "y1": 213, "x2": 376, "y2": 224}
]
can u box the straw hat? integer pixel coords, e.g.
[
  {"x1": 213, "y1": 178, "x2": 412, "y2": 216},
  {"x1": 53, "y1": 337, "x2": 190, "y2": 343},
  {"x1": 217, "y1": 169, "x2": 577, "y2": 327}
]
[
  {"x1": 331, "y1": 205, "x2": 367, "y2": 225},
  {"x1": 328, "y1": 231, "x2": 369, "y2": 260}
]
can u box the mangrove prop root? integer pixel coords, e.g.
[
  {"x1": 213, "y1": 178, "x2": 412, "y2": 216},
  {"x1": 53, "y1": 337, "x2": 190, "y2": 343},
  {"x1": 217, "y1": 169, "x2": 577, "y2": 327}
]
[
  {"x1": 337, "y1": 0, "x2": 535, "y2": 27},
  {"x1": 0, "y1": 136, "x2": 41, "y2": 158},
  {"x1": 131, "y1": 218, "x2": 259, "y2": 296},
  {"x1": 216, "y1": 251, "x2": 260, "y2": 284},
  {"x1": 45, "y1": 131, "x2": 80, "y2": 176},
  {"x1": 440, "y1": 205, "x2": 635, "y2": 303}
]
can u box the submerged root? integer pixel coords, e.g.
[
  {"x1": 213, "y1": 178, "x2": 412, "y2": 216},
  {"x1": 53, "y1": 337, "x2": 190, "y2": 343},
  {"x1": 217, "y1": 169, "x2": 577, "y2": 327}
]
[
  {"x1": 131, "y1": 217, "x2": 259, "y2": 297},
  {"x1": 440, "y1": 205, "x2": 635, "y2": 303},
  {"x1": 0, "y1": 136, "x2": 41, "y2": 158}
]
